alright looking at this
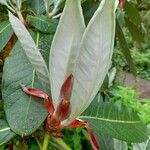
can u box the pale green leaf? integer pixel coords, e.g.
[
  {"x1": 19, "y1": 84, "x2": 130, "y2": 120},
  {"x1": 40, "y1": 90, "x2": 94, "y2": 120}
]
[
  {"x1": 49, "y1": 0, "x2": 85, "y2": 105},
  {"x1": 65, "y1": 0, "x2": 118, "y2": 124},
  {"x1": 0, "y1": 119, "x2": 15, "y2": 145},
  {"x1": 79, "y1": 94, "x2": 148, "y2": 143},
  {"x1": 113, "y1": 139, "x2": 128, "y2": 150},
  {"x1": 133, "y1": 138, "x2": 150, "y2": 150},
  {"x1": 0, "y1": 21, "x2": 13, "y2": 52},
  {"x1": 0, "y1": 0, "x2": 7, "y2": 5},
  {"x1": 9, "y1": 12, "x2": 50, "y2": 93}
]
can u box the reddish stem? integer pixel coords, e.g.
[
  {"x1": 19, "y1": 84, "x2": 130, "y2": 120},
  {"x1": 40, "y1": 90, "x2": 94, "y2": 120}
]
[
  {"x1": 20, "y1": 84, "x2": 54, "y2": 114},
  {"x1": 68, "y1": 119, "x2": 100, "y2": 150},
  {"x1": 119, "y1": 0, "x2": 126, "y2": 8}
]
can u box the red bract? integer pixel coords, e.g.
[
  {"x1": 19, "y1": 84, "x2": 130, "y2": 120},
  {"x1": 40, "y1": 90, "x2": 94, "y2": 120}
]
[
  {"x1": 21, "y1": 74, "x2": 99, "y2": 150},
  {"x1": 119, "y1": 0, "x2": 126, "y2": 8}
]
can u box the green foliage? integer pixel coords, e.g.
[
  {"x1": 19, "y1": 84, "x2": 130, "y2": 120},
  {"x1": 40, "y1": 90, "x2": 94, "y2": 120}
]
[
  {"x1": 124, "y1": 1, "x2": 141, "y2": 25},
  {"x1": 0, "y1": 21, "x2": 13, "y2": 52},
  {"x1": 9, "y1": 13, "x2": 51, "y2": 93},
  {"x1": 110, "y1": 86, "x2": 150, "y2": 124},
  {"x1": 0, "y1": 102, "x2": 4, "y2": 119},
  {"x1": 28, "y1": 0, "x2": 46, "y2": 15},
  {"x1": 125, "y1": 17, "x2": 144, "y2": 43},
  {"x1": 112, "y1": 46, "x2": 150, "y2": 80},
  {"x1": 63, "y1": 128, "x2": 92, "y2": 150},
  {"x1": 132, "y1": 48, "x2": 150, "y2": 80},
  {"x1": 27, "y1": 15, "x2": 58, "y2": 34},
  {"x1": 0, "y1": 119, "x2": 15, "y2": 146},
  {"x1": 81, "y1": 93, "x2": 148, "y2": 143}
]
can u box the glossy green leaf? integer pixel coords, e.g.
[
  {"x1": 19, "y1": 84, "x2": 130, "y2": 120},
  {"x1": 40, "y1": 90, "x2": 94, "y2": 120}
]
[
  {"x1": 9, "y1": 12, "x2": 50, "y2": 93},
  {"x1": 124, "y1": 1, "x2": 141, "y2": 25},
  {"x1": 116, "y1": 18, "x2": 137, "y2": 76},
  {"x1": 0, "y1": 21, "x2": 13, "y2": 52},
  {"x1": 0, "y1": 119, "x2": 15, "y2": 145},
  {"x1": 125, "y1": 17, "x2": 144, "y2": 43},
  {"x1": 49, "y1": 0, "x2": 85, "y2": 106},
  {"x1": 65, "y1": 0, "x2": 118, "y2": 124},
  {"x1": 80, "y1": 94, "x2": 148, "y2": 143},
  {"x1": 2, "y1": 33, "x2": 53, "y2": 135},
  {"x1": 27, "y1": 15, "x2": 58, "y2": 34},
  {"x1": 28, "y1": 0, "x2": 46, "y2": 15}
]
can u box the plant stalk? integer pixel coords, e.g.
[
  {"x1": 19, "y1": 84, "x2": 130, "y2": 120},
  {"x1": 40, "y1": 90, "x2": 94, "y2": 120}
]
[
  {"x1": 35, "y1": 137, "x2": 42, "y2": 150},
  {"x1": 42, "y1": 133, "x2": 50, "y2": 150},
  {"x1": 17, "y1": 11, "x2": 27, "y2": 26}
]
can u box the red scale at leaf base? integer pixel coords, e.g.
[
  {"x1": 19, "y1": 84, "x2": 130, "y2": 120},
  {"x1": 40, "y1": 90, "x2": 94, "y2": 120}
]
[
  {"x1": 21, "y1": 74, "x2": 100, "y2": 150},
  {"x1": 119, "y1": 0, "x2": 126, "y2": 8}
]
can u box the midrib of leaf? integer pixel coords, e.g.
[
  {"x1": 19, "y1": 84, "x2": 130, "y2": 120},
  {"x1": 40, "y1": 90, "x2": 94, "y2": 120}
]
[
  {"x1": 79, "y1": 116, "x2": 141, "y2": 124},
  {"x1": 0, "y1": 23, "x2": 10, "y2": 33},
  {"x1": 0, "y1": 128, "x2": 10, "y2": 132},
  {"x1": 64, "y1": 29, "x2": 74, "y2": 76},
  {"x1": 26, "y1": 33, "x2": 40, "y2": 118},
  {"x1": 84, "y1": 0, "x2": 116, "y2": 113},
  {"x1": 70, "y1": 0, "x2": 116, "y2": 120}
]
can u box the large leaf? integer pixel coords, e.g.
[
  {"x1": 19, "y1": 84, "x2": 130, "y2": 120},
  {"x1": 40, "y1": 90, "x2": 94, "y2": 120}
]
[
  {"x1": 0, "y1": 21, "x2": 13, "y2": 52},
  {"x1": 0, "y1": 119, "x2": 15, "y2": 145},
  {"x1": 27, "y1": 15, "x2": 58, "y2": 34},
  {"x1": 79, "y1": 94, "x2": 148, "y2": 143},
  {"x1": 65, "y1": 0, "x2": 118, "y2": 124},
  {"x1": 2, "y1": 33, "x2": 52, "y2": 135},
  {"x1": 49, "y1": 0, "x2": 85, "y2": 105},
  {"x1": 9, "y1": 12, "x2": 50, "y2": 93}
]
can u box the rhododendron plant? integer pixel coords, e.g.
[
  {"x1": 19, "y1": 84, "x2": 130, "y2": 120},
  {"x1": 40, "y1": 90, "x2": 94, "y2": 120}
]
[{"x1": 1, "y1": 0, "x2": 148, "y2": 149}]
